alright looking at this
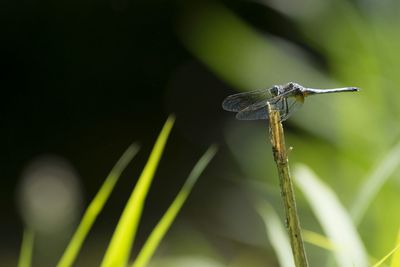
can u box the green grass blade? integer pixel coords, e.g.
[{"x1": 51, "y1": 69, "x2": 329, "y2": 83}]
[
  {"x1": 57, "y1": 143, "x2": 140, "y2": 267},
  {"x1": 351, "y1": 142, "x2": 400, "y2": 225},
  {"x1": 390, "y1": 229, "x2": 400, "y2": 267},
  {"x1": 101, "y1": 115, "x2": 175, "y2": 267},
  {"x1": 255, "y1": 201, "x2": 295, "y2": 267},
  {"x1": 131, "y1": 145, "x2": 218, "y2": 267},
  {"x1": 302, "y1": 229, "x2": 337, "y2": 251},
  {"x1": 373, "y1": 244, "x2": 400, "y2": 267},
  {"x1": 294, "y1": 164, "x2": 368, "y2": 267},
  {"x1": 18, "y1": 228, "x2": 34, "y2": 267}
]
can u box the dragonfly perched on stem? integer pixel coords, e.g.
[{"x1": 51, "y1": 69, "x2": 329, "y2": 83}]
[{"x1": 222, "y1": 82, "x2": 359, "y2": 121}]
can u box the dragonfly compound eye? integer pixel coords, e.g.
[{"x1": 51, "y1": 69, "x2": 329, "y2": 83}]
[{"x1": 271, "y1": 86, "x2": 279, "y2": 96}]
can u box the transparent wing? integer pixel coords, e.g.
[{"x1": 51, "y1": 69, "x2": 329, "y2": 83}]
[
  {"x1": 280, "y1": 95, "x2": 304, "y2": 121},
  {"x1": 235, "y1": 100, "x2": 270, "y2": 120},
  {"x1": 235, "y1": 94, "x2": 304, "y2": 121},
  {"x1": 222, "y1": 88, "x2": 275, "y2": 112}
]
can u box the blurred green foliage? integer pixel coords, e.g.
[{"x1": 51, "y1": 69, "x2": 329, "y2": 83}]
[
  {"x1": 10, "y1": 0, "x2": 400, "y2": 266},
  {"x1": 178, "y1": 0, "x2": 400, "y2": 265}
]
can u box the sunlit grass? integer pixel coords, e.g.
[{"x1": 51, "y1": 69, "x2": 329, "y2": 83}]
[
  {"x1": 131, "y1": 145, "x2": 218, "y2": 267},
  {"x1": 302, "y1": 229, "x2": 337, "y2": 251},
  {"x1": 390, "y1": 229, "x2": 400, "y2": 267},
  {"x1": 18, "y1": 228, "x2": 34, "y2": 267},
  {"x1": 373, "y1": 243, "x2": 400, "y2": 267},
  {"x1": 17, "y1": 114, "x2": 219, "y2": 267},
  {"x1": 56, "y1": 143, "x2": 140, "y2": 267},
  {"x1": 101, "y1": 115, "x2": 175, "y2": 267}
]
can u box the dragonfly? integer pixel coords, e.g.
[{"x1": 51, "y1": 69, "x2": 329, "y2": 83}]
[{"x1": 222, "y1": 82, "x2": 359, "y2": 121}]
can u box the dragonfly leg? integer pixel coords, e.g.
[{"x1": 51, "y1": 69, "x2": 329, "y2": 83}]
[{"x1": 285, "y1": 97, "x2": 289, "y2": 117}]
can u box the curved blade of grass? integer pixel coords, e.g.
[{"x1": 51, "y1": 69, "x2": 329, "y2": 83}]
[
  {"x1": 373, "y1": 244, "x2": 400, "y2": 267},
  {"x1": 101, "y1": 115, "x2": 175, "y2": 267},
  {"x1": 18, "y1": 228, "x2": 34, "y2": 267},
  {"x1": 390, "y1": 229, "x2": 400, "y2": 267},
  {"x1": 294, "y1": 164, "x2": 368, "y2": 267},
  {"x1": 255, "y1": 201, "x2": 295, "y2": 267},
  {"x1": 57, "y1": 143, "x2": 140, "y2": 267},
  {"x1": 351, "y1": 142, "x2": 400, "y2": 225},
  {"x1": 302, "y1": 229, "x2": 337, "y2": 251},
  {"x1": 131, "y1": 145, "x2": 218, "y2": 267}
]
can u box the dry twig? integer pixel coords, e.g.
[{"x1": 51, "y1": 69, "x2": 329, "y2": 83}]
[{"x1": 267, "y1": 102, "x2": 309, "y2": 267}]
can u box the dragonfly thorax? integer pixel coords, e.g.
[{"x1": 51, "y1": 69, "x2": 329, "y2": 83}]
[{"x1": 284, "y1": 82, "x2": 304, "y2": 94}]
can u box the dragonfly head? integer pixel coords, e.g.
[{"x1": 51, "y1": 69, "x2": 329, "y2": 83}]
[{"x1": 270, "y1": 85, "x2": 282, "y2": 96}]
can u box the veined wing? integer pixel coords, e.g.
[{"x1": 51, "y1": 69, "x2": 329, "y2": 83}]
[
  {"x1": 235, "y1": 100, "x2": 270, "y2": 120},
  {"x1": 280, "y1": 94, "x2": 304, "y2": 121},
  {"x1": 222, "y1": 88, "x2": 275, "y2": 112},
  {"x1": 236, "y1": 94, "x2": 304, "y2": 121}
]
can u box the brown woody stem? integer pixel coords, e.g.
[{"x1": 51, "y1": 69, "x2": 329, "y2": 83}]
[{"x1": 267, "y1": 102, "x2": 309, "y2": 267}]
